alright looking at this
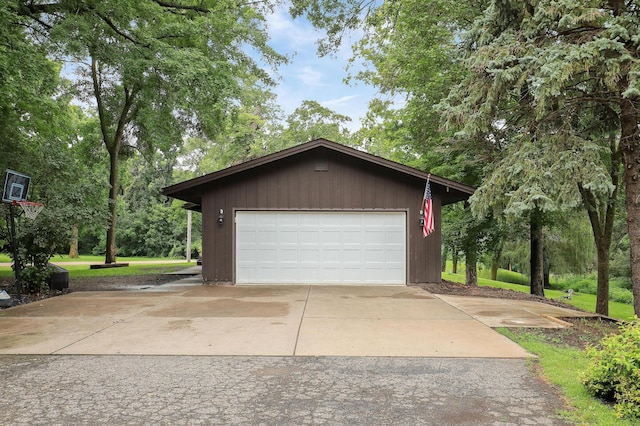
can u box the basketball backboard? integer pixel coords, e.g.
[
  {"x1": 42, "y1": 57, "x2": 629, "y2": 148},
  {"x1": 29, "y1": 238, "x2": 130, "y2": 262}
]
[{"x1": 2, "y1": 170, "x2": 31, "y2": 204}]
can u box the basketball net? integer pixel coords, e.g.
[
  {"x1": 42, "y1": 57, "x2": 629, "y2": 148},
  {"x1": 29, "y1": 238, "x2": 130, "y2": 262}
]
[{"x1": 15, "y1": 200, "x2": 44, "y2": 220}]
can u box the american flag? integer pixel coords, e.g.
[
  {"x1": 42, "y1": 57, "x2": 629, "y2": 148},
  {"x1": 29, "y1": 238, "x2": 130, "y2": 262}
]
[{"x1": 422, "y1": 180, "x2": 434, "y2": 237}]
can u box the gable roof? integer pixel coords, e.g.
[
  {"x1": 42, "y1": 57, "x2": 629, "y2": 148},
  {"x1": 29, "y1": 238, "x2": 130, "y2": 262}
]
[{"x1": 162, "y1": 138, "x2": 475, "y2": 207}]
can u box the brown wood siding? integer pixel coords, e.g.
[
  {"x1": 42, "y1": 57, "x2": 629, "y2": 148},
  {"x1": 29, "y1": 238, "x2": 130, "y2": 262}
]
[{"x1": 201, "y1": 149, "x2": 442, "y2": 284}]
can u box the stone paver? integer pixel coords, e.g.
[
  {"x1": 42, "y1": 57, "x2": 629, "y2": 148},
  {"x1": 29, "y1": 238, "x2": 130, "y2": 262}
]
[{"x1": 0, "y1": 355, "x2": 570, "y2": 425}]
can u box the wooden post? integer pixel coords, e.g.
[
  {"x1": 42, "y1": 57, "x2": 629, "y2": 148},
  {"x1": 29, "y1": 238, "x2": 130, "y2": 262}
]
[{"x1": 186, "y1": 209, "x2": 192, "y2": 263}]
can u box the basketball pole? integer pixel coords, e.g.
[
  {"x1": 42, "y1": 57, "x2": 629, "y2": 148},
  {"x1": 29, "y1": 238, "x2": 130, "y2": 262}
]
[
  {"x1": 186, "y1": 209, "x2": 192, "y2": 263},
  {"x1": 9, "y1": 203, "x2": 23, "y2": 298}
]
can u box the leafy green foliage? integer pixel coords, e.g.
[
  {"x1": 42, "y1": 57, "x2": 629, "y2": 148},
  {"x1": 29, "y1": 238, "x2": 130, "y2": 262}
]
[
  {"x1": 0, "y1": 2, "x2": 109, "y2": 292},
  {"x1": 478, "y1": 268, "x2": 529, "y2": 286},
  {"x1": 437, "y1": 0, "x2": 633, "y2": 314},
  {"x1": 582, "y1": 320, "x2": 640, "y2": 419},
  {"x1": 16, "y1": 0, "x2": 287, "y2": 262},
  {"x1": 116, "y1": 201, "x2": 194, "y2": 258},
  {"x1": 109, "y1": 153, "x2": 201, "y2": 258},
  {"x1": 280, "y1": 101, "x2": 353, "y2": 147}
]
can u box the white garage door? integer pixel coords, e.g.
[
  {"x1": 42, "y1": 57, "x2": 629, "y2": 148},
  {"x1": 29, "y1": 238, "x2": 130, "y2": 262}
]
[{"x1": 235, "y1": 211, "x2": 406, "y2": 284}]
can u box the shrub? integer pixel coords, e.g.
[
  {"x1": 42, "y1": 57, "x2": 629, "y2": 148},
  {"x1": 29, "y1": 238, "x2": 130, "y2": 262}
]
[
  {"x1": 582, "y1": 320, "x2": 640, "y2": 419},
  {"x1": 609, "y1": 287, "x2": 634, "y2": 305},
  {"x1": 478, "y1": 268, "x2": 529, "y2": 285},
  {"x1": 612, "y1": 276, "x2": 632, "y2": 291},
  {"x1": 552, "y1": 274, "x2": 600, "y2": 294},
  {"x1": 496, "y1": 269, "x2": 529, "y2": 285}
]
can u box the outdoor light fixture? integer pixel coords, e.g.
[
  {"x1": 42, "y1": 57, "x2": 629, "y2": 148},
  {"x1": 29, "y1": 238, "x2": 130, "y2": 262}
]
[
  {"x1": 419, "y1": 210, "x2": 425, "y2": 226},
  {"x1": 218, "y1": 208, "x2": 224, "y2": 225}
]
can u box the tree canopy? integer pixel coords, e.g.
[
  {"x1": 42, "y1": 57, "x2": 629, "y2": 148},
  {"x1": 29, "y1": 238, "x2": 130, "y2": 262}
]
[
  {"x1": 439, "y1": 0, "x2": 640, "y2": 314},
  {"x1": 14, "y1": 0, "x2": 286, "y2": 263}
]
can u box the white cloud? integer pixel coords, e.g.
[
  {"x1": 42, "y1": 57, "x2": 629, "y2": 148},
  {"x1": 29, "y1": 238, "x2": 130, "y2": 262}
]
[
  {"x1": 297, "y1": 66, "x2": 324, "y2": 86},
  {"x1": 321, "y1": 95, "x2": 359, "y2": 108},
  {"x1": 265, "y1": 7, "x2": 319, "y2": 51}
]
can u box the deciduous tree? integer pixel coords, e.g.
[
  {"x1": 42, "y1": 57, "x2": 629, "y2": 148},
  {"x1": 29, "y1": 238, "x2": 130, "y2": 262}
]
[{"x1": 16, "y1": 0, "x2": 285, "y2": 263}]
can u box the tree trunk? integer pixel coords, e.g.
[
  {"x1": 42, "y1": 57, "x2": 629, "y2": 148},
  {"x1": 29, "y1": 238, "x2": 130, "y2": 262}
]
[
  {"x1": 91, "y1": 55, "x2": 136, "y2": 266},
  {"x1": 595, "y1": 241, "x2": 611, "y2": 316},
  {"x1": 621, "y1": 144, "x2": 640, "y2": 315},
  {"x1": 623, "y1": 172, "x2": 640, "y2": 317},
  {"x1": 577, "y1": 133, "x2": 620, "y2": 316},
  {"x1": 490, "y1": 261, "x2": 498, "y2": 281},
  {"x1": 617, "y1": 80, "x2": 640, "y2": 316},
  {"x1": 530, "y1": 209, "x2": 545, "y2": 297},
  {"x1": 452, "y1": 251, "x2": 458, "y2": 274},
  {"x1": 69, "y1": 223, "x2": 79, "y2": 258},
  {"x1": 543, "y1": 244, "x2": 550, "y2": 288},
  {"x1": 441, "y1": 246, "x2": 447, "y2": 273},
  {"x1": 465, "y1": 245, "x2": 478, "y2": 286},
  {"x1": 105, "y1": 149, "x2": 119, "y2": 264},
  {"x1": 490, "y1": 242, "x2": 502, "y2": 281}
]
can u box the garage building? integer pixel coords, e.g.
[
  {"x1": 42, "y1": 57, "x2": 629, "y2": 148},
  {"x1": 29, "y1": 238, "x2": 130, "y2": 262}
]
[{"x1": 162, "y1": 138, "x2": 474, "y2": 285}]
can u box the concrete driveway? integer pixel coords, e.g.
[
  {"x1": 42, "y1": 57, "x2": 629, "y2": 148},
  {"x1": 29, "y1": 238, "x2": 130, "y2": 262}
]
[{"x1": 0, "y1": 279, "x2": 588, "y2": 358}]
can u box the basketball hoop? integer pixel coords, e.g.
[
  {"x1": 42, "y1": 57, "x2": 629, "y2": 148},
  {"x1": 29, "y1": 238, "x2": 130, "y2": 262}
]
[{"x1": 14, "y1": 200, "x2": 44, "y2": 220}]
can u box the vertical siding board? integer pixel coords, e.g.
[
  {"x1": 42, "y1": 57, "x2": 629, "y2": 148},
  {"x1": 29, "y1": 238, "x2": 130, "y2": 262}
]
[
  {"x1": 278, "y1": 168, "x2": 288, "y2": 208},
  {"x1": 409, "y1": 183, "x2": 423, "y2": 283},
  {"x1": 216, "y1": 189, "x2": 227, "y2": 281},
  {"x1": 309, "y1": 167, "x2": 320, "y2": 208},
  {"x1": 318, "y1": 167, "x2": 331, "y2": 208},
  {"x1": 363, "y1": 168, "x2": 375, "y2": 208},
  {"x1": 246, "y1": 178, "x2": 257, "y2": 208},
  {"x1": 289, "y1": 164, "x2": 300, "y2": 208},
  {"x1": 351, "y1": 165, "x2": 363, "y2": 209},
  {"x1": 331, "y1": 160, "x2": 343, "y2": 208},
  {"x1": 268, "y1": 172, "x2": 278, "y2": 208},
  {"x1": 257, "y1": 175, "x2": 268, "y2": 207},
  {"x1": 234, "y1": 179, "x2": 247, "y2": 209},
  {"x1": 384, "y1": 175, "x2": 395, "y2": 208},
  {"x1": 342, "y1": 167, "x2": 353, "y2": 209},
  {"x1": 299, "y1": 163, "x2": 311, "y2": 208},
  {"x1": 201, "y1": 195, "x2": 214, "y2": 282}
]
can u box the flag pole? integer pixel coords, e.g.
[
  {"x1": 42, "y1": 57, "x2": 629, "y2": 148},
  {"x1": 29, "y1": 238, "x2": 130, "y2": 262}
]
[{"x1": 421, "y1": 174, "x2": 431, "y2": 211}]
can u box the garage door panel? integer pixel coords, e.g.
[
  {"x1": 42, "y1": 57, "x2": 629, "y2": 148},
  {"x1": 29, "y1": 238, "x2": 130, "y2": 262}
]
[
  {"x1": 299, "y1": 230, "x2": 318, "y2": 242},
  {"x1": 343, "y1": 249, "x2": 362, "y2": 262},
  {"x1": 279, "y1": 230, "x2": 299, "y2": 243},
  {"x1": 320, "y1": 268, "x2": 342, "y2": 282},
  {"x1": 279, "y1": 249, "x2": 298, "y2": 262},
  {"x1": 299, "y1": 248, "x2": 320, "y2": 262},
  {"x1": 236, "y1": 211, "x2": 406, "y2": 284},
  {"x1": 254, "y1": 246, "x2": 278, "y2": 266},
  {"x1": 364, "y1": 248, "x2": 385, "y2": 262},
  {"x1": 363, "y1": 230, "x2": 385, "y2": 244}
]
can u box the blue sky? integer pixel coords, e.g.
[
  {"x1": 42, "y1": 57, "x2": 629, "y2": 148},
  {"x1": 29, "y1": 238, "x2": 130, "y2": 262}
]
[{"x1": 263, "y1": 5, "x2": 378, "y2": 131}]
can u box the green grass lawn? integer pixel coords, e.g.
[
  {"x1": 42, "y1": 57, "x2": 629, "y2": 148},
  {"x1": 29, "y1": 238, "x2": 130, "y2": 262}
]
[
  {"x1": 0, "y1": 254, "x2": 184, "y2": 263},
  {"x1": 443, "y1": 271, "x2": 636, "y2": 321},
  {"x1": 499, "y1": 328, "x2": 636, "y2": 426},
  {"x1": 0, "y1": 260, "x2": 193, "y2": 279},
  {"x1": 63, "y1": 263, "x2": 193, "y2": 278}
]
